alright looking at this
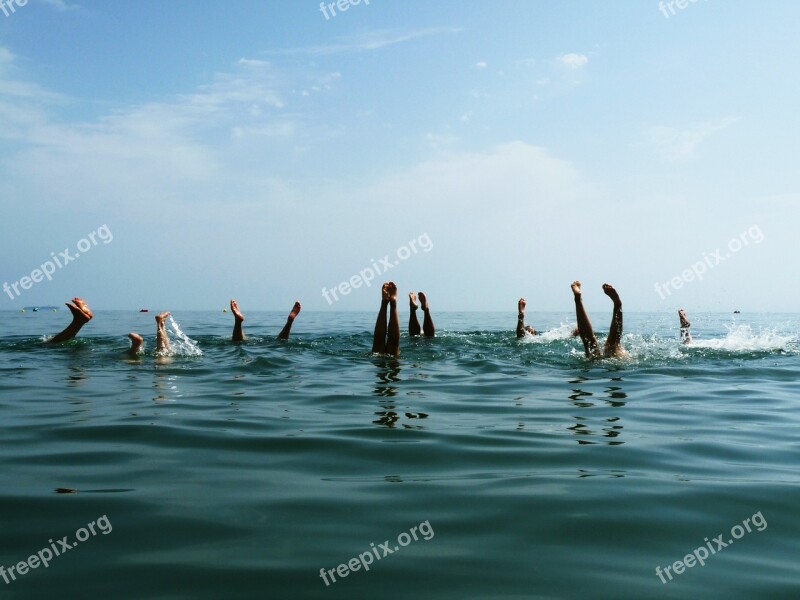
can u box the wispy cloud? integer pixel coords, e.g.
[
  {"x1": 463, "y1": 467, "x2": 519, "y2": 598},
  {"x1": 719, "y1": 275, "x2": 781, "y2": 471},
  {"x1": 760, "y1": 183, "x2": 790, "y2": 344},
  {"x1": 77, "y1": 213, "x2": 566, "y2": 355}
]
[
  {"x1": 263, "y1": 27, "x2": 462, "y2": 56},
  {"x1": 645, "y1": 117, "x2": 741, "y2": 161},
  {"x1": 557, "y1": 53, "x2": 589, "y2": 70},
  {"x1": 0, "y1": 48, "x2": 306, "y2": 208},
  {"x1": 40, "y1": 0, "x2": 80, "y2": 12},
  {"x1": 475, "y1": 61, "x2": 487, "y2": 69}
]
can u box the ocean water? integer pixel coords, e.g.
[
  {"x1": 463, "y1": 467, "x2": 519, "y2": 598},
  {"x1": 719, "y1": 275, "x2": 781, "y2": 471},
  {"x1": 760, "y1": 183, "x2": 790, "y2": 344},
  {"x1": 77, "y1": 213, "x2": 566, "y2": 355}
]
[{"x1": 1, "y1": 309, "x2": 798, "y2": 599}]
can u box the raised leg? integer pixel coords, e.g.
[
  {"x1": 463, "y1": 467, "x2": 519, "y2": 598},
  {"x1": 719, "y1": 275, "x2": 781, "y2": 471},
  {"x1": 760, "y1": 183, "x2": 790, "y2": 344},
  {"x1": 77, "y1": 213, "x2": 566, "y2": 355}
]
[
  {"x1": 678, "y1": 309, "x2": 692, "y2": 344},
  {"x1": 571, "y1": 281, "x2": 600, "y2": 358},
  {"x1": 385, "y1": 282, "x2": 400, "y2": 356},
  {"x1": 128, "y1": 332, "x2": 144, "y2": 355},
  {"x1": 155, "y1": 312, "x2": 171, "y2": 354},
  {"x1": 371, "y1": 283, "x2": 390, "y2": 354},
  {"x1": 418, "y1": 292, "x2": 435, "y2": 337},
  {"x1": 408, "y1": 293, "x2": 421, "y2": 336},
  {"x1": 278, "y1": 301, "x2": 301, "y2": 340},
  {"x1": 602, "y1": 283, "x2": 626, "y2": 358},
  {"x1": 231, "y1": 299, "x2": 245, "y2": 342},
  {"x1": 48, "y1": 298, "x2": 93, "y2": 343},
  {"x1": 517, "y1": 298, "x2": 536, "y2": 337}
]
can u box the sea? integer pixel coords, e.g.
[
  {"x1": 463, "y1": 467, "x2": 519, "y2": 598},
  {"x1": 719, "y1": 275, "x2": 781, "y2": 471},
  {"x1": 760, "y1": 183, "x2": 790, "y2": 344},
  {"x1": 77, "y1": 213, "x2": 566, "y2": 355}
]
[{"x1": 0, "y1": 310, "x2": 798, "y2": 599}]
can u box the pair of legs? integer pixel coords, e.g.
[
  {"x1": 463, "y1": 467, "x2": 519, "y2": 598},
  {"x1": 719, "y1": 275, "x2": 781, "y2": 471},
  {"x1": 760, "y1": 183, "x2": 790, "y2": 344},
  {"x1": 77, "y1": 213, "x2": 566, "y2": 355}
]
[
  {"x1": 372, "y1": 282, "x2": 400, "y2": 356},
  {"x1": 408, "y1": 292, "x2": 435, "y2": 337},
  {"x1": 571, "y1": 281, "x2": 626, "y2": 359},
  {"x1": 678, "y1": 309, "x2": 692, "y2": 344},
  {"x1": 229, "y1": 299, "x2": 301, "y2": 342},
  {"x1": 47, "y1": 298, "x2": 93, "y2": 343},
  {"x1": 128, "y1": 312, "x2": 171, "y2": 355},
  {"x1": 516, "y1": 298, "x2": 537, "y2": 337}
]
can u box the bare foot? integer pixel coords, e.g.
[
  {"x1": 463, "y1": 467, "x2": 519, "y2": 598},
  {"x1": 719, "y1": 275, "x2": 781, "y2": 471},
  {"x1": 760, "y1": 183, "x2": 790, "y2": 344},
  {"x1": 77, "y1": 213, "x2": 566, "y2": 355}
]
[
  {"x1": 66, "y1": 298, "x2": 93, "y2": 323},
  {"x1": 386, "y1": 282, "x2": 398, "y2": 304},
  {"x1": 418, "y1": 291, "x2": 429, "y2": 311},
  {"x1": 602, "y1": 283, "x2": 621, "y2": 307},
  {"x1": 409, "y1": 293, "x2": 419, "y2": 309},
  {"x1": 155, "y1": 312, "x2": 171, "y2": 327},
  {"x1": 678, "y1": 309, "x2": 691, "y2": 328},
  {"x1": 571, "y1": 281, "x2": 582, "y2": 298},
  {"x1": 128, "y1": 332, "x2": 144, "y2": 353},
  {"x1": 287, "y1": 301, "x2": 301, "y2": 321},
  {"x1": 231, "y1": 299, "x2": 244, "y2": 322},
  {"x1": 381, "y1": 282, "x2": 392, "y2": 303},
  {"x1": 518, "y1": 298, "x2": 526, "y2": 314}
]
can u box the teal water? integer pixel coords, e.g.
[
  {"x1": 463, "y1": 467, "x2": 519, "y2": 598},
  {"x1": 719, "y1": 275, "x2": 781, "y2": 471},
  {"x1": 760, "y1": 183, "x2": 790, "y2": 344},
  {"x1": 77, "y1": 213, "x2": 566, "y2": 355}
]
[{"x1": 1, "y1": 310, "x2": 798, "y2": 599}]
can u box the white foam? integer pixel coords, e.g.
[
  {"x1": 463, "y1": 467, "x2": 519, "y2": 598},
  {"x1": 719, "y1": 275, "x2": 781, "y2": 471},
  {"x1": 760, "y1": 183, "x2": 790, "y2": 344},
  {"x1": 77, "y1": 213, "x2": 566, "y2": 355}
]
[
  {"x1": 165, "y1": 316, "x2": 203, "y2": 356},
  {"x1": 526, "y1": 322, "x2": 577, "y2": 343},
  {"x1": 688, "y1": 324, "x2": 791, "y2": 352}
]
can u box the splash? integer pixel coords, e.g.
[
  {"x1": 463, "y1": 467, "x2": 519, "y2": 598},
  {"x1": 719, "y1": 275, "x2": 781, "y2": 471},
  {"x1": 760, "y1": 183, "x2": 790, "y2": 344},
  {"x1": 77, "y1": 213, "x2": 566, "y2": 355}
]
[
  {"x1": 165, "y1": 316, "x2": 203, "y2": 356},
  {"x1": 689, "y1": 324, "x2": 792, "y2": 352},
  {"x1": 522, "y1": 322, "x2": 578, "y2": 343}
]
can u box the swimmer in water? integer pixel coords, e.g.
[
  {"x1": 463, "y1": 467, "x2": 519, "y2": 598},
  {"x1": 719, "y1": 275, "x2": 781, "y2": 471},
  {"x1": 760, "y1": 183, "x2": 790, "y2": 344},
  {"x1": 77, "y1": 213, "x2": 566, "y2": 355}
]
[
  {"x1": 127, "y1": 332, "x2": 144, "y2": 355},
  {"x1": 409, "y1": 292, "x2": 436, "y2": 337},
  {"x1": 571, "y1": 281, "x2": 627, "y2": 358},
  {"x1": 47, "y1": 298, "x2": 93, "y2": 343},
  {"x1": 278, "y1": 301, "x2": 302, "y2": 340},
  {"x1": 229, "y1": 298, "x2": 301, "y2": 341},
  {"x1": 231, "y1": 299, "x2": 245, "y2": 342},
  {"x1": 372, "y1": 282, "x2": 400, "y2": 357},
  {"x1": 516, "y1": 298, "x2": 537, "y2": 337},
  {"x1": 126, "y1": 312, "x2": 170, "y2": 354},
  {"x1": 678, "y1": 309, "x2": 692, "y2": 344},
  {"x1": 155, "y1": 312, "x2": 171, "y2": 354}
]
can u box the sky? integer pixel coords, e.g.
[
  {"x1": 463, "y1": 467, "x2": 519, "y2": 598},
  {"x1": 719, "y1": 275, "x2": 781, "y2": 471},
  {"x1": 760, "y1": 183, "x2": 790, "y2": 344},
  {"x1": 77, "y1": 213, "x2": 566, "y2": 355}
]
[{"x1": 0, "y1": 0, "x2": 798, "y2": 313}]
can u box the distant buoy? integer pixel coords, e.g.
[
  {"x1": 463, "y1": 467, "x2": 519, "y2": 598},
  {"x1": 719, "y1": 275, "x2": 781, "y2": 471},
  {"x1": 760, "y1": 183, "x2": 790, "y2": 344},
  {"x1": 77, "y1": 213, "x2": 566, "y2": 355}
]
[{"x1": 223, "y1": 309, "x2": 228, "y2": 313}]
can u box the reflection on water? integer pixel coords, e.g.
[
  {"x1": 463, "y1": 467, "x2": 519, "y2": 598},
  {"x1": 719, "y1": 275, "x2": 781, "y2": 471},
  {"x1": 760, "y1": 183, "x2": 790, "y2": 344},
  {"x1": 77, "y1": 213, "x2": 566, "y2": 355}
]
[
  {"x1": 371, "y1": 358, "x2": 429, "y2": 429},
  {"x1": 373, "y1": 357, "x2": 401, "y2": 427},
  {"x1": 153, "y1": 371, "x2": 179, "y2": 403},
  {"x1": 568, "y1": 376, "x2": 628, "y2": 446}
]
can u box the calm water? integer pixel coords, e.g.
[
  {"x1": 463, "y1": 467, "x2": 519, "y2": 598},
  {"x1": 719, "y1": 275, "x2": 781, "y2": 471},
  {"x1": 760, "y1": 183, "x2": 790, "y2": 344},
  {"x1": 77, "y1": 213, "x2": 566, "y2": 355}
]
[{"x1": 1, "y1": 310, "x2": 798, "y2": 599}]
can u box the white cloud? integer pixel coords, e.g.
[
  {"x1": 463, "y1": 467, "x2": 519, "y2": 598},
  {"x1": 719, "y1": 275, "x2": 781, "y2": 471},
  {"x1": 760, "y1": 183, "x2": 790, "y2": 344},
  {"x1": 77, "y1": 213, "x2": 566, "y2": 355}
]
[
  {"x1": 644, "y1": 117, "x2": 741, "y2": 162},
  {"x1": 0, "y1": 49, "x2": 303, "y2": 208},
  {"x1": 425, "y1": 132, "x2": 460, "y2": 147},
  {"x1": 40, "y1": 0, "x2": 79, "y2": 11},
  {"x1": 475, "y1": 61, "x2": 487, "y2": 69},
  {"x1": 264, "y1": 27, "x2": 462, "y2": 56},
  {"x1": 557, "y1": 53, "x2": 589, "y2": 70}
]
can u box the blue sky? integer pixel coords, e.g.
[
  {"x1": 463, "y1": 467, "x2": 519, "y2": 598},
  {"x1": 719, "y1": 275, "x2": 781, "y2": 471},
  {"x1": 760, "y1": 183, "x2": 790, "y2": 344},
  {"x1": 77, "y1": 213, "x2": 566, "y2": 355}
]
[{"x1": 0, "y1": 0, "x2": 798, "y2": 313}]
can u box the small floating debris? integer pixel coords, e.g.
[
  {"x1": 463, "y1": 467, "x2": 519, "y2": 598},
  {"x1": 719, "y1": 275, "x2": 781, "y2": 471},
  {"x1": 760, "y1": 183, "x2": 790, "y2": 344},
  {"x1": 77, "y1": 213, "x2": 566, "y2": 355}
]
[{"x1": 54, "y1": 488, "x2": 78, "y2": 494}]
